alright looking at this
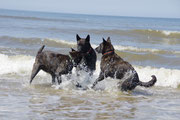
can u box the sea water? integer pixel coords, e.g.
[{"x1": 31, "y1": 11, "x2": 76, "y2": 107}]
[{"x1": 0, "y1": 9, "x2": 180, "y2": 120}]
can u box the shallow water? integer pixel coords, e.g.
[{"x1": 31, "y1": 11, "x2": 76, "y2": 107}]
[
  {"x1": 1, "y1": 77, "x2": 180, "y2": 120},
  {"x1": 0, "y1": 9, "x2": 180, "y2": 119}
]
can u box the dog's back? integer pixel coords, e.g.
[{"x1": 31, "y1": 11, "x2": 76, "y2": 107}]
[
  {"x1": 37, "y1": 51, "x2": 70, "y2": 71},
  {"x1": 101, "y1": 52, "x2": 135, "y2": 79}
]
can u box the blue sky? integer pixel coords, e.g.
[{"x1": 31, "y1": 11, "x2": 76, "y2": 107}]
[{"x1": 0, "y1": 0, "x2": 180, "y2": 18}]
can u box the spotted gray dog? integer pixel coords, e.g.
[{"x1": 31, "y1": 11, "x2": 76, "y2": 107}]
[
  {"x1": 30, "y1": 45, "x2": 83, "y2": 85},
  {"x1": 92, "y1": 37, "x2": 157, "y2": 91}
]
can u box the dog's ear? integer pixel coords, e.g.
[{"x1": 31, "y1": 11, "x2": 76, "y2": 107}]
[
  {"x1": 86, "y1": 35, "x2": 90, "y2": 42},
  {"x1": 69, "y1": 51, "x2": 73, "y2": 57},
  {"x1": 107, "y1": 37, "x2": 111, "y2": 43},
  {"x1": 76, "y1": 34, "x2": 81, "y2": 41},
  {"x1": 103, "y1": 38, "x2": 106, "y2": 43},
  {"x1": 71, "y1": 48, "x2": 76, "y2": 51}
]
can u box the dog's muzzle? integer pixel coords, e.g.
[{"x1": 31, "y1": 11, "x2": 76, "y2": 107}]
[{"x1": 95, "y1": 47, "x2": 100, "y2": 53}]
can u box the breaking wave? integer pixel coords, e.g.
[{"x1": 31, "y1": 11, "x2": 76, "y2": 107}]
[
  {"x1": 114, "y1": 45, "x2": 180, "y2": 55},
  {"x1": 87, "y1": 29, "x2": 180, "y2": 38},
  {"x1": 0, "y1": 53, "x2": 180, "y2": 88},
  {"x1": 0, "y1": 36, "x2": 76, "y2": 48},
  {"x1": 132, "y1": 29, "x2": 180, "y2": 37},
  {"x1": 1, "y1": 36, "x2": 180, "y2": 55}
]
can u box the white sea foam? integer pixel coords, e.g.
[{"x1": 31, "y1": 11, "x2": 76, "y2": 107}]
[
  {"x1": 136, "y1": 29, "x2": 180, "y2": 36},
  {"x1": 135, "y1": 66, "x2": 180, "y2": 88},
  {"x1": 47, "y1": 37, "x2": 180, "y2": 54},
  {"x1": 114, "y1": 45, "x2": 159, "y2": 53},
  {"x1": 0, "y1": 53, "x2": 180, "y2": 88},
  {"x1": 113, "y1": 45, "x2": 180, "y2": 55},
  {"x1": 0, "y1": 54, "x2": 46, "y2": 76},
  {"x1": 161, "y1": 30, "x2": 180, "y2": 36},
  {"x1": 47, "y1": 38, "x2": 77, "y2": 46}
]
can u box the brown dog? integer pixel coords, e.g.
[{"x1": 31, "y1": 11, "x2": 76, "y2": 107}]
[
  {"x1": 30, "y1": 45, "x2": 83, "y2": 85},
  {"x1": 92, "y1": 37, "x2": 157, "y2": 91}
]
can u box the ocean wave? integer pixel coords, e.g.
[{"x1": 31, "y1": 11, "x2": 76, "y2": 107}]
[
  {"x1": 43, "y1": 38, "x2": 77, "y2": 47},
  {"x1": 114, "y1": 45, "x2": 180, "y2": 55},
  {"x1": 132, "y1": 29, "x2": 180, "y2": 37},
  {"x1": 135, "y1": 66, "x2": 180, "y2": 88},
  {"x1": 0, "y1": 54, "x2": 46, "y2": 76},
  {"x1": 86, "y1": 29, "x2": 180, "y2": 38},
  {"x1": 0, "y1": 36, "x2": 76, "y2": 48},
  {"x1": 1, "y1": 36, "x2": 180, "y2": 56},
  {"x1": 0, "y1": 53, "x2": 180, "y2": 88}
]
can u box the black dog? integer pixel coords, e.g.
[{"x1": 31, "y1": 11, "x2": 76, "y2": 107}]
[
  {"x1": 92, "y1": 37, "x2": 157, "y2": 91},
  {"x1": 76, "y1": 34, "x2": 97, "y2": 73},
  {"x1": 30, "y1": 45, "x2": 83, "y2": 85}
]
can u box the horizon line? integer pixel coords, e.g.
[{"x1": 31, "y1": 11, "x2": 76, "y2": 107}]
[{"x1": 0, "y1": 8, "x2": 180, "y2": 19}]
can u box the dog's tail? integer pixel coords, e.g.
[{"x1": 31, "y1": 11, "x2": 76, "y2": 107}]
[
  {"x1": 30, "y1": 63, "x2": 40, "y2": 84},
  {"x1": 138, "y1": 75, "x2": 157, "y2": 87},
  {"x1": 30, "y1": 45, "x2": 44, "y2": 84},
  {"x1": 37, "y1": 45, "x2": 45, "y2": 55}
]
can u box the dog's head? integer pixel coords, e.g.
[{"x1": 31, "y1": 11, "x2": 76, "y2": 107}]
[
  {"x1": 69, "y1": 48, "x2": 84, "y2": 66},
  {"x1": 76, "y1": 34, "x2": 91, "y2": 52},
  {"x1": 95, "y1": 37, "x2": 114, "y2": 54}
]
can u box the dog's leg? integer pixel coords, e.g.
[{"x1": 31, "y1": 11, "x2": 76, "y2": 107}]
[
  {"x1": 89, "y1": 70, "x2": 93, "y2": 76},
  {"x1": 55, "y1": 67, "x2": 64, "y2": 85},
  {"x1": 120, "y1": 73, "x2": 139, "y2": 91},
  {"x1": 67, "y1": 71, "x2": 72, "y2": 80},
  {"x1": 121, "y1": 78, "x2": 133, "y2": 91},
  {"x1": 51, "y1": 74, "x2": 56, "y2": 84},
  {"x1": 91, "y1": 71, "x2": 104, "y2": 88},
  {"x1": 69, "y1": 70, "x2": 82, "y2": 88},
  {"x1": 76, "y1": 65, "x2": 81, "y2": 76},
  {"x1": 30, "y1": 63, "x2": 41, "y2": 84},
  {"x1": 75, "y1": 82, "x2": 82, "y2": 88},
  {"x1": 57, "y1": 76, "x2": 62, "y2": 85}
]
